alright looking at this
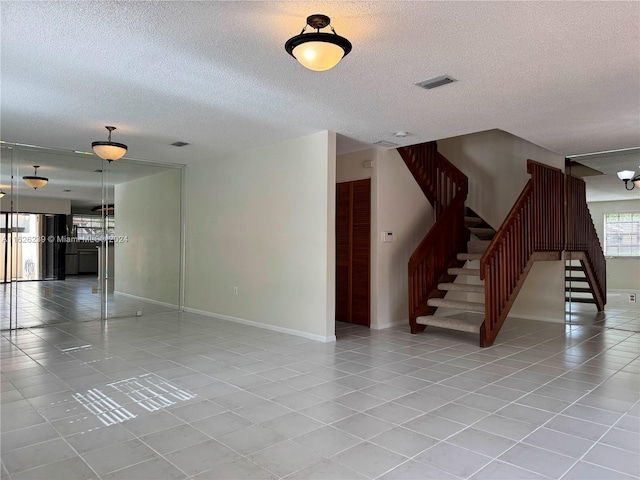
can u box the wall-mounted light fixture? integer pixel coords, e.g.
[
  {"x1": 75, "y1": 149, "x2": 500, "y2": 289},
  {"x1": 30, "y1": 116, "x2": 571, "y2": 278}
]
[
  {"x1": 92, "y1": 126, "x2": 127, "y2": 162},
  {"x1": 617, "y1": 169, "x2": 640, "y2": 190},
  {"x1": 285, "y1": 14, "x2": 352, "y2": 71},
  {"x1": 22, "y1": 165, "x2": 49, "y2": 189}
]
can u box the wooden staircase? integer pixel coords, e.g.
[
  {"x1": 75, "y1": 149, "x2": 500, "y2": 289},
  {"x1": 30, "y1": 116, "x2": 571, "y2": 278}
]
[
  {"x1": 398, "y1": 141, "x2": 606, "y2": 347},
  {"x1": 565, "y1": 259, "x2": 600, "y2": 306},
  {"x1": 417, "y1": 211, "x2": 495, "y2": 334}
]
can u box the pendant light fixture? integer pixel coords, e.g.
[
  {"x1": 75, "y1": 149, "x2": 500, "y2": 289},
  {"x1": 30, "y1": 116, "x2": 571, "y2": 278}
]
[
  {"x1": 285, "y1": 14, "x2": 352, "y2": 71},
  {"x1": 92, "y1": 126, "x2": 127, "y2": 162},
  {"x1": 616, "y1": 169, "x2": 640, "y2": 190},
  {"x1": 0, "y1": 190, "x2": 5, "y2": 199},
  {"x1": 23, "y1": 165, "x2": 49, "y2": 189},
  {"x1": 91, "y1": 204, "x2": 115, "y2": 214}
]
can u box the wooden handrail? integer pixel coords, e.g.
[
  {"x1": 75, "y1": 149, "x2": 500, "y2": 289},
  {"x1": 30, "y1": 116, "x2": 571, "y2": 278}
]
[
  {"x1": 397, "y1": 143, "x2": 438, "y2": 206},
  {"x1": 398, "y1": 143, "x2": 469, "y2": 332},
  {"x1": 565, "y1": 175, "x2": 606, "y2": 310},
  {"x1": 480, "y1": 160, "x2": 564, "y2": 347},
  {"x1": 401, "y1": 146, "x2": 606, "y2": 346}
]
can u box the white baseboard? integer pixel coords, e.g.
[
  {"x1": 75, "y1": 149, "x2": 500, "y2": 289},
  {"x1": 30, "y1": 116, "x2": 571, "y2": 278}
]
[
  {"x1": 508, "y1": 314, "x2": 565, "y2": 324},
  {"x1": 182, "y1": 307, "x2": 336, "y2": 343},
  {"x1": 114, "y1": 291, "x2": 179, "y2": 310},
  {"x1": 371, "y1": 319, "x2": 407, "y2": 330}
]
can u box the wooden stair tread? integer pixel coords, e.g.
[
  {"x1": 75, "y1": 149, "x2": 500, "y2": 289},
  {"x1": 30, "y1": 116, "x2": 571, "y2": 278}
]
[
  {"x1": 464, "y1": 216, "x2": 483, "y2": 224},
  {"x1": 448, "y1": 267, "x2": 481, "y2": 276},
  {"x1": 565, "y1": 276, "x2": 588, "y2": 282},
  {"x1": 427, "y1": 298, "x2": 485, "y2": 312},
  {"x1": 416, "y1": 315, "x2": 484, "y2": 333},
  {"x1": 566, "y1": 297, "x2": 597, "y2": 303},
  {"x1": 565, "y1": 266, "x2": 584, "y2": 271},
  {"x1": 565, "y1": 287, "x2": 593, "y2": 293},
  {"x1": 438, "y1": 282, "x2": 485, "y2": 293}
]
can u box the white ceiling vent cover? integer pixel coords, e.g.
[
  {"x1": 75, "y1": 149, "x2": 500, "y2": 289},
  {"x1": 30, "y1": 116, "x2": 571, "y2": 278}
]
[{"x1": 416, "y1": 75, "x2": 456, "y2": 90}]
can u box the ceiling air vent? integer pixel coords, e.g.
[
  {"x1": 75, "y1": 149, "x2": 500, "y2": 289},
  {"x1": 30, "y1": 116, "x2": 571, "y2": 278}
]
[
  {"x1": 373, "y1": 140, "x2": 400, "y2": 148},
  {"x1": 416, "y1": 75, "x2": 456, "y2": 90},
  {"x1": 171, "y1": 141, "x2": 189, "y2": 147}
]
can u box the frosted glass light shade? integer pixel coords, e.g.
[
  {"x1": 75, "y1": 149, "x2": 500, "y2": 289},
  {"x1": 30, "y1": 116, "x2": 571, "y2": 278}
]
[
  {"x1": 23, "y1": 165, "x2": 48, "y2": 189},
  {"x1": 23, "y1": 177, "x2": 48, "y2": 189},
  {"x1": 0, "y1": 190, "x2": 5, "y2": 198},
  {"x1": 285, "y1": 15, "x2": 352, "y2": 72},
  {"x1": 617, "y1": 170, "x2": 635, "y2": 180},
  {"x1": 292, "y1": 41, "x2": 346, "y2": 71},
  {"x1": 92, "y1": 142, "x2": 127, "y2": 162}
]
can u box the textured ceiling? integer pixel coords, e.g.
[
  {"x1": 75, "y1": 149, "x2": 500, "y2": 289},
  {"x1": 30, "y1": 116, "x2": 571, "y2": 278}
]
[{"x1": 1, "y1": 1, "x2": 639, "y2": 166}]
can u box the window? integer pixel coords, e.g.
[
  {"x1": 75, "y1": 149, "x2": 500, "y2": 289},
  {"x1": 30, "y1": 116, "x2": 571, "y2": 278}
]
[
  {"x1": 72, "y1": 215, "x2": 115, "y2": 241},
  {"x1": 604, "y1": 212, "x2": 640, "y2": 256}
]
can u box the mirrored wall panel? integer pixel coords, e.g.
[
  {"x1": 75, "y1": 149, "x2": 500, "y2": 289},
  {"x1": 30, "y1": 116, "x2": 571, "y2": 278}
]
[{"x1": 0, "y1": 143, "x2": 183, "y2": 330}]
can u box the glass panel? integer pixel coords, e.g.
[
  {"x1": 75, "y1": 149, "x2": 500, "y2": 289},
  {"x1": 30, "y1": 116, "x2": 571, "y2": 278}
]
[
  {"x1": 0, "y1": 142, "x2": 183, "y2": 331},
  {"x1": 106, "y1": 159, "x2": 182, "y2": 319},
  {"x1": 0, "y1": 146, "x2": 15, "y2": 329}
]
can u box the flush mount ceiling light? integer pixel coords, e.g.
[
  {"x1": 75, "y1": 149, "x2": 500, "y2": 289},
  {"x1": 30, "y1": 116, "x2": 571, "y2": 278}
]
[
  {"x1": 92, "y1": 126, "x2": 127, "y2": 162},
  {"x1": 616, "y1": 169, "x2": 640, "y2": 190},
  {"x1": 285, "y1": 14, "x2": 352, "y2": 71},
  {"x1": 23, "y1": 165, "x2": 49, "y2": 189}
]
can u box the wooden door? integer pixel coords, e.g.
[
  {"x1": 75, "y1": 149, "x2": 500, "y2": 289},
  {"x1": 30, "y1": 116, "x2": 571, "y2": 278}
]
[{"x1": 336, "y1": 179, "x2": 370, "y2": 326}]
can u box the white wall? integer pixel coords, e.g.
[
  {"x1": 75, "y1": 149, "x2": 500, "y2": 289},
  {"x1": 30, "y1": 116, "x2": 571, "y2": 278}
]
[
  {"x1": 438, "y1": 129, "x2": 567, "y2": 322},
  {"x1": 114, "y1": 169, "x2": 182, "y2": 306},
  {"x1": 336, "y1": 147, "x2": 433, "y2": 329},
  {"x1": 0, "y1": 196, "x2": 70, "y2": 215},
  {"x1": 587, "y1": 199, "x2": 640, "y2": 290},
  {"x1": 184, "y1": 131, "x2": 336, "y2": 342}
]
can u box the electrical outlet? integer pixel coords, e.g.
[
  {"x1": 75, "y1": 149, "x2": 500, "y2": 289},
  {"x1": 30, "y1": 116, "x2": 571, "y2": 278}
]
[
  {"x1": 136, "y1": 310, "x2": 143, "y2": 317},
  {"x1": 630, "y1": 293, "x2": 637, "y2": 303},
  {"x1": 234, "y1": 287, "x2": 238, "y2": 295}
]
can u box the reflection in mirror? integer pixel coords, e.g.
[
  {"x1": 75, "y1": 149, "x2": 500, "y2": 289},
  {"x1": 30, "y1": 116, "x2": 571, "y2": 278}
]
[{"x1": 0, "y1": 143, "x2": 183, "y2": 330}]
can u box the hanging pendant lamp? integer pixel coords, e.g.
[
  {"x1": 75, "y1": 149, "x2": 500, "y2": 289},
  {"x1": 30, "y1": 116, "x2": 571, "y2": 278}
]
[
  {"x1": 285, "y1": 14, "x2": 352, "y2": 71},
  {"x1": 92, "y1": 126, "x2": 127, "y2": 162},
  {"x1": 616, "y1": 169, "x2": 640, "y2": 190},
  {"x1": 23, "y1": 165, "x2": 49, "y2": 189}
]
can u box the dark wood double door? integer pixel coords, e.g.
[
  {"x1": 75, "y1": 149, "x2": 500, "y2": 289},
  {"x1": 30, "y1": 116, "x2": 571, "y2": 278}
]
[{"x1": 336, "y1": 179, "x2": 370, "y2": 326}]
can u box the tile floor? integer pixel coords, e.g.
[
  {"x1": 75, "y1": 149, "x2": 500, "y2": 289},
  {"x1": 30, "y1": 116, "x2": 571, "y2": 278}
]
[
  {"x1": 0, "y1": 277, "x2": 177, "y2": 330},
  {"x1": 1, "y1": 296, "x2": 639, "y2": 479}
]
